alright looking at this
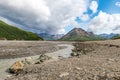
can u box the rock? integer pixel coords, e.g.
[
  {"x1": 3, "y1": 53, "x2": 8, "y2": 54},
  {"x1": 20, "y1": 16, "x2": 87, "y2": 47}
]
[
  {"x1": 58, "y1": 56, "x2": 64, "y2": 60},
  {"x1": 35, "y1": 54, "x2": 51, "y2": 64},
  {"x1": 39, "y1": 54, "x2": 51, "y2": 61},
  {"x1": 93, "y1": 75, "x2": 100, "y2": 80},
  {"x1": 71, "y1": 52, "x2": 78, "y2": 56},
  {"x1": 9, "y1": 61, "x2": 24, "y2": 74},
  {"x1": 71, "y1": 51, "x2": 85, "y2": 57},
  {"x1": 23, "y1": 57, "x2": 34, "y2": 65},
  {"x1": 108, "y1": 44, "x2": 120, "y2": 48},
  {"x1": 75, "y1": 67, "x2": 83, "y2": 71},
  {"x1": 59, "y1": 72, "x2": 69, "y2": 77},
  {"x1": 106, "y1": 58, "x2": 115, "y2": 62},
  {"x1": 6, "y1": 75, "x2": 12, "y2": 78}
]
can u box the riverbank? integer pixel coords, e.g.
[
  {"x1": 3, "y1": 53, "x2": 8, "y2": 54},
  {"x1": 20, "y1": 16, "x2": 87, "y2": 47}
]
[{"x1": 0, "y1": 41, "x2": 74, "y2": 80}]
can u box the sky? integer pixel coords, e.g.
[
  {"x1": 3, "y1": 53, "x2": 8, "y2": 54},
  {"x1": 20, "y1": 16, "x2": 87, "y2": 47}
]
[{"x1": 0, "y1": 0, "x2": 120, "y2": 34}]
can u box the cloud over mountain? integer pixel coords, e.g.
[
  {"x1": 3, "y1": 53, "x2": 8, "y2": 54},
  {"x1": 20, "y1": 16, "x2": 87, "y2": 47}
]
[
  {"x1": 1, "y1": 0, "x2": 119, "y2": 35},
  {"x1": 0, "y1": 0, "x2": 90, "y2": 34}
]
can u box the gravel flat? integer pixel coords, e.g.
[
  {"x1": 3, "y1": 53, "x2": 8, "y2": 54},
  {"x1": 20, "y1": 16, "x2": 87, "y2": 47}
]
[
  {"x1": 0, "y1": 41, "x2": 74, "y2": 80},
  {"x1": 6, "y1": 39, "x2": 120, "y2": 80}
]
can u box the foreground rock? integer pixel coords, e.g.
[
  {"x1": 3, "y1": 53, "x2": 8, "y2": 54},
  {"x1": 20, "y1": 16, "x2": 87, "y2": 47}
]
[
  {"x1": 9, "y1": 54, "x2": 51, "y2": 75},
  {"x1": 9, "y1": 61, "x2": 24, "y2": 74}
]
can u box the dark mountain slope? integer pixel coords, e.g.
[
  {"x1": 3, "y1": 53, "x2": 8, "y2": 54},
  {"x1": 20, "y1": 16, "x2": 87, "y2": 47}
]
[
  {"x1": 0, "y1": 20, "x2": 43, "y2": 40},
  {"x1": 60, "y1": 28, "x2": 104, "y2": 41}
]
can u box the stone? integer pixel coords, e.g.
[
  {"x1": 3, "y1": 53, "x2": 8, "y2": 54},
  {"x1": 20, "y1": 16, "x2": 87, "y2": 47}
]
[
  {"x1": 35, "y1": 54, "x2": 51, "y2": 64},
  {"x1": 9, "y1": 61, "x2": 24, "y2": 74},
  {"x1": 75, "y1": 67, "x2": 83, "y2": 71},
  {"x1": 106, "y1": 58, "x2": 115, "y2": 62},
  {"x1": 23, "y1": 57, "x2": 34, "y2": 65},
  {"x1": 39, "y1": 54, "x2": 51, "y2": 61},
  {"x1": 58, "y1": 56, "x2": 64, "y2": 60},
  {"x1": 59, "y1": 72, "x2": 69, "y2": 77},
  {"x1": 6, "y1": 75, "x2": 12, "y2": 78},
  {"x1": 71, "y1": 52, "x2": 78, "y2": 56}
]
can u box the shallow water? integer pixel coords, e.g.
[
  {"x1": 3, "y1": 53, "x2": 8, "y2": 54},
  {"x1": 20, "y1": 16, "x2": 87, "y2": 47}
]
[{"x1": 46, "y1": 44, "x2": 74, "y2": 59}]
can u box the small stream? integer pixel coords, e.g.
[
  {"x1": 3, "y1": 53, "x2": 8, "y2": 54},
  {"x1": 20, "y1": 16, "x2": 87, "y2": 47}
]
[{"x1": 0, "y1": 44, "x2": 74, "y2": 80}]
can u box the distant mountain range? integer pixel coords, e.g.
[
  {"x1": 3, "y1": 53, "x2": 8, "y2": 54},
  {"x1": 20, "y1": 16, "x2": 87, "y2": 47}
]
[
  {"x1": 60, "y1": 28, "x2": 104, "y2": 41},
  {"x1": 37, "y1": 33, "x2": 64, "y2": 40},
  {"x1": 0, "y1": 20, "x2": 43, "y2": 40},
  {"x1": 99, "y1": 33, "x2": 118, "y2": 39}
]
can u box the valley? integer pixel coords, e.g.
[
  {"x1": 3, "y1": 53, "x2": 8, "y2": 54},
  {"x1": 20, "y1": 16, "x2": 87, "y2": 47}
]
[{"x1": 0, "y1": 0, "x2": 120, "y2": 80}]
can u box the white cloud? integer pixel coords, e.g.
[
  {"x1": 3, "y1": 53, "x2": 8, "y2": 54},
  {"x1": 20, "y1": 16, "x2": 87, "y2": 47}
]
[
  {"x1": 88, "y1": 11, "x2": 120, "y2": 34},
  {"x1": 79, "y1": 14, "x2": 90, "y2": 21},
  {"x1": 0, "y1": 0, "x2": 89, "y2": 34},
  {"x1": 89, "y1": 1, "x2": 98, "y2": 13},
  {"x1": 115, "y1": 2, "x2": 120, "y2": 7}
]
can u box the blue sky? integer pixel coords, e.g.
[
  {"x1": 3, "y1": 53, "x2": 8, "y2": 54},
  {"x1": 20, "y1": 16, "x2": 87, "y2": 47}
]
[
  {"x1": 65, "y1": 0, "x2": 120, "y2": 34},
  {"x1": 0, "y1": 0, "x2": 120, "y2": 34},
  {"x1": 98, "y1": 0, "x2": 120, "y2": 14}
]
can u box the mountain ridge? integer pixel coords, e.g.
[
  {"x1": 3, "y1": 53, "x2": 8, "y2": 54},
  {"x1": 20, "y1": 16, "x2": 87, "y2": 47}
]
[
  {"x1": 0, "y1": 20, "x2": 43, "y2": 40},
  {"x1": 60, "y1": 28, "x2": 104, "y2": 41},
  {"x1": 61, "y1": 28, "x2": 90, "y2": 39}
]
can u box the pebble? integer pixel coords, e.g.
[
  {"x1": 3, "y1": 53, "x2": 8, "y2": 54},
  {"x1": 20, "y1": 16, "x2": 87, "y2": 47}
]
[
  {"x1": 59, "y1": 72, "x2": 69, "y2": 77},
  {"x1": 75, "y1": 67, "x2": 83, "y2": 71}
]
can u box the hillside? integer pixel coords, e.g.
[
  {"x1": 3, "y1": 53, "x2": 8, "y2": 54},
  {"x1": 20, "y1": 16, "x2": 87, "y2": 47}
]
[
  {"x1": 0, "y1": 20, "x2": 43, "y2": 40},
  {"x1": 60, "y1": 28, "x2": 103, "y2": 41},
  {"x1": 112, "y1": 34, "x2": 120, "y2": 39}
]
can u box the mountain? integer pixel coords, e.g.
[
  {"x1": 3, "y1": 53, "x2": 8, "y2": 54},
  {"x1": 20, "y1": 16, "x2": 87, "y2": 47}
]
[
  {"x1": 99, "y1": 33, "x2": 117, "y2": 39},
  {"x1": 60, "y1": 28, "x2": 104, "y2": 41},
  {"x1": 0, "y1": 20, "x2": 43, "y2": 40},
  {"x1": 62, "y1": 28, "x2": 90, "y2": 38},
  {"x1": 38, "y1": 33, "x2": 64, "y2": 40}
]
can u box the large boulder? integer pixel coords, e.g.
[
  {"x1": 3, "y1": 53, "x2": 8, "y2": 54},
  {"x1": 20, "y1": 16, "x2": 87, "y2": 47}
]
[{"x1": 9, "y1": 61, "x2": 24, "y2": 74}]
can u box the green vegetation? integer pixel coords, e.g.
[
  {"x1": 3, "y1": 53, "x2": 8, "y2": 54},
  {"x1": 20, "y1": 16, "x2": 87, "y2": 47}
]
[
  {"x1": 112, "y1": 34, "x2": 120, "y2": 39},
  {"x1": 0, "y1": 20, "x2": 43, "y2": 40}
]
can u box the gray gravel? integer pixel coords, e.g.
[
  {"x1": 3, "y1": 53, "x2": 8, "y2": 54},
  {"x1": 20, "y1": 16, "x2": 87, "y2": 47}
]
[{"x1": 0, "y1": 44, "x2": 74, "y2": 80}]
